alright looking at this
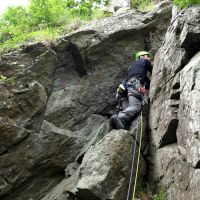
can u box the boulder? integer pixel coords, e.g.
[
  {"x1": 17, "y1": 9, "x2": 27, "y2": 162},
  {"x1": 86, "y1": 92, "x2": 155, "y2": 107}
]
[
  {"x1": 40, "y1": 130, "x2": 147, "y2": 200},
  {"x1": 75, "y1": 130, "x2": 146, "y2": 200}
]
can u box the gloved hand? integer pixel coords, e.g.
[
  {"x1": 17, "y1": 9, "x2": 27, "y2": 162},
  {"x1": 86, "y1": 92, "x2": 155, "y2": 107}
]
[{"x1": 117, "y1": 84, "x2": 126, "y2": 94}]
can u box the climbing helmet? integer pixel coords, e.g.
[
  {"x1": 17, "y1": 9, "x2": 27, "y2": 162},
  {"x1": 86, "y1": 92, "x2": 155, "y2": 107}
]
[{"x1": 135, "y1": 51, "x2": 150, "y2": 60}]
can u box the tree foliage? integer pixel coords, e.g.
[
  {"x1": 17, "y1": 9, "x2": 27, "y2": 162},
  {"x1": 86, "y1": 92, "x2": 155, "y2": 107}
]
[
  {"x1": 1, "y1": 0, "x2": 199, "y2": 51},
  {"x1": 173, "y1": 0, "x2": 200, "y2": 8},
  {"x1": 0, "y1": 6, "x2": 30, "y2": 42},
  {"x1": 0, "y1": 0, "x2": 109, "y2": 51},
  {"x1": 29, "y1": 0, "x2": 67, "y2": 26}
]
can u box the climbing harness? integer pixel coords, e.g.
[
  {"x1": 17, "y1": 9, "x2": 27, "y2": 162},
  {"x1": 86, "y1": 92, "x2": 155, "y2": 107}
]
[{"x1": 126, "y1": 111, "x2": 143, "y2": 200}]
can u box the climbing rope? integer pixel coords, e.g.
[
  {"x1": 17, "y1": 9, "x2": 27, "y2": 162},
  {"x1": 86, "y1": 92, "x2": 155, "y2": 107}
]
[
  {"x1": 126, "y1": 118, "x2": 139, "y2": 200},
  {"x1": 132, "y1": 111, "x2": 143, "y2": 200},
  {"x1": 126, "y1": 111, "x2": 143, "y2": 200}
]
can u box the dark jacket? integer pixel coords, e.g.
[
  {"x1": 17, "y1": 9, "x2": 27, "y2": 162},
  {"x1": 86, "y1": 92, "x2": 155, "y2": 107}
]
[{"x1": 126, "y1": 58, "x2": 152, "y2": 85}]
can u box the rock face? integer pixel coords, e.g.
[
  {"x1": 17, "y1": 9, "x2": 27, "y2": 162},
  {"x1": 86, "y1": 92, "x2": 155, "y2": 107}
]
[
  {"x1": 76, "y1": 130, "x2": 146, "y2": 200},
  {"x1": 149, "y1": 6, "x2": 200, "y2": 200},
  {"x1": 0, "y1": 2, "x2": 173, "y2": 200}
]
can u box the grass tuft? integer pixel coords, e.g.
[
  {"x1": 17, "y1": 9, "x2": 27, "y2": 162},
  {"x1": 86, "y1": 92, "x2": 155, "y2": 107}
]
[
  {"x1": 138, "y1": 1, "x2": 155, "y2": 12},
  {"x1": 152, "y1": 188, "x2": 166, "y2": 200},
  {"x1": 131, "y1": 0, "x2": 155, "y2": 12},
  {"x1": 27, "y1": 28, "x2": 60, "y2": 44}
]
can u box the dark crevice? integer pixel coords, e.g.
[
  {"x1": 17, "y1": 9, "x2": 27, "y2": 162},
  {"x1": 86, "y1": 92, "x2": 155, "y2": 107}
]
[
  {"x1": 174, "y1": 54, "x2": 188, "y2": 75},
  {"x1": 0, "y1": 149, "x2": 8, "y2": 156},
  {"x1": 181, "y1": 33, "x2": 200, "y2": 61},
  {"x1": 159, "y1": 119, "x2": 178, "y2": 148},
  {"x1": 64, "y1": 190, "x2": 77, "y2": 200},
  {"x1": 76, "y1": 188, "x2": 101, "y2": 200},
  {"x1": 170, "y1": 103, "x2": 179, "y2": 109},
  {"x1": 195, "y1": 160, "x2": 200, "y2": 169},
  {"x1": 175, "y1": 33, "x2": 200, "y2": 74},
  {"x1": 77, "y1": 153, "x2": 85, "y2": 164},
  {"x1": 170, "y1": 91, "x2": 180, "y2": 100},
  {"x1": 68, "y1": 43, "x2": 87, "y2": 76},
  {"x1": 172, "y1": 82, "x2": 180, "y2": 89},
  {"x1": 184, "y1": 182, "x2": 189, "y2": 192},
  {"x1": 191, "y1": 67, "x2": 198, "y2": 91},
  {"x1": 194, "y1": 131, "x2": 199, "y2": 139},
  {"x1": 2, "y1": 166, "x2": 65, "y2": 200},
  {"x1": 154, "y1": 71, "x2": 180, "y2": 101},
  {"x1": 191, "y1": 82, "x2": 196, "y2": 90}
]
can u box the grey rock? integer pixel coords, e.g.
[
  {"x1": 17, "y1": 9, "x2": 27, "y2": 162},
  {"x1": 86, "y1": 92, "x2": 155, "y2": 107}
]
[
  {"x1": 0, "y1": 81, "x2": 47, "y2": 154},
  {"x1": 149, "y1": 6, "x2": 200, "y2": 200},
  {"x1": 41, "y1": 169, "x2": 80, "y2": 200},
  {"x1": 190, "y1": 169, "x2": 200, "y2": 200},
  {"x1": 149, "y1": 73, "x2": 180, "y2": 148},
  {"x1": 151, "y1": 145, "x2": 190, "y2": 199},
  {"x1": 178, "y1": 52, "x2": 200, "y2": 168},
  {"x1": 151, "y1": 144, "x2": 200, "y2": 200},
  {"x1": 0, "y1": 121, "x2": 81, "y2": 199},
  {"x1": 130, "y1": 113, "x2": 149, "y2": 155},
  {"x1": 0, "y1": 115, "x2": 108, "y2": 199},
  {"x1": 76, "y1": 130, "x2": 146, "y2": 200},
  {"x1": 74, "y1": 114, "x2": 109, "y2": 162},
  {"x1": 0, "y1": 2, "x2": 173, "y2": 199}
]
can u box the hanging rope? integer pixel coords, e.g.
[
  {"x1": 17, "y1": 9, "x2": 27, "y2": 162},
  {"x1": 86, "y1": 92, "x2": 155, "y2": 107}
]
[
  {"x1": 126, "y1": 111, "x2": 143, "y2": 200},
  {"x1": 132, "y1": 111, "x2": 143, "y2": 200},
  {"x1": 126, "y1": 118, "x2": 139, "y2": 200}
]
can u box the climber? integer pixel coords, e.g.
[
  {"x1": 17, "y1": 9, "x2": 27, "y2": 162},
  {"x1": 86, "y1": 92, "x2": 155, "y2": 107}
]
[{"x1": 109, "y1": 51, "x2": 152, "y2": 130}]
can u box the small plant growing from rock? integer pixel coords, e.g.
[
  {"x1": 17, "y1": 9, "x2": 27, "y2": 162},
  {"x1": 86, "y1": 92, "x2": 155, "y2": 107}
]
[{"x1": 152, "y1": 188, "x2": 166, "y2": 200}]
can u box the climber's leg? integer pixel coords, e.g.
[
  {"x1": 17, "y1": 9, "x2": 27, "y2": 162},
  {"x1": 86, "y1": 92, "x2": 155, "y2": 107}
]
[
  {"x1": 109, "y1": 114, "x2": 125, "y2": 130},
  {"x1": 118, "y1": 95, "x2": 142, "y2": 122}
]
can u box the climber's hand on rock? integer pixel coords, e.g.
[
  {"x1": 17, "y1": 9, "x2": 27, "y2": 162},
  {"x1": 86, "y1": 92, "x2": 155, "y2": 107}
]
[{"x1": 139, "y1": 86, "x2": 148, "y2": 94}]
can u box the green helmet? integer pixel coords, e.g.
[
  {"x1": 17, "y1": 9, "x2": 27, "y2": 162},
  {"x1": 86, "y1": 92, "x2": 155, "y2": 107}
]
[{"x1": 135, "y1": 51, "x2": 150, "y2": 60}]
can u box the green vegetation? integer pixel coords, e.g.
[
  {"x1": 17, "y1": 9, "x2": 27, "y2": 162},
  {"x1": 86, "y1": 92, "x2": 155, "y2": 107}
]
[
  {"x1": 134, "y1": 183, "x2": 167, "y2": 200},
  {"x1": 131, "y1": 0, "x2": 155, "y2": 12},
  {"x1": 0, "y1": 74, "x2": 16, "y2": 84},
  {"x1": 152, "y1": 189, "x2": 166, "y2": 200},
  {"x1": 0, "y1": 0, "x2": 110, "y2": 53},
  {"x1": 1, "y1": 0, "x2": 199, "y2": 53},
  {"x1": 0, "y1": 74, "x2": 7, "y2": 83},
  {"x1": 173, "y1": 0, "x2": 200, "y2": 8},
  {"x1": 131, "y1": 0, "x2": 200, "y2": 11}
]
